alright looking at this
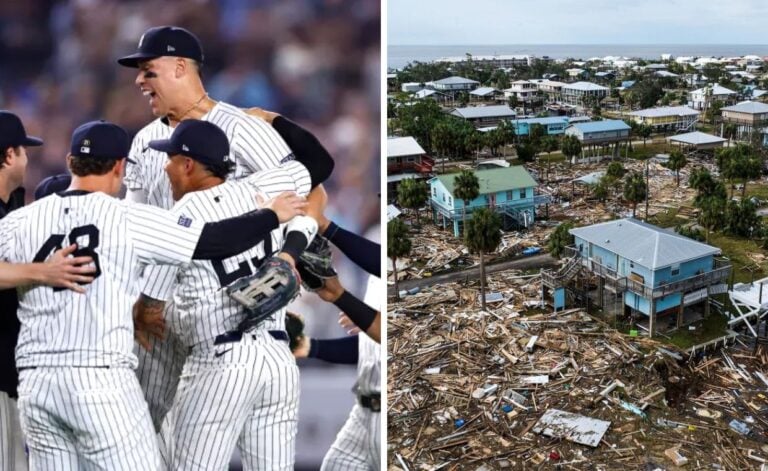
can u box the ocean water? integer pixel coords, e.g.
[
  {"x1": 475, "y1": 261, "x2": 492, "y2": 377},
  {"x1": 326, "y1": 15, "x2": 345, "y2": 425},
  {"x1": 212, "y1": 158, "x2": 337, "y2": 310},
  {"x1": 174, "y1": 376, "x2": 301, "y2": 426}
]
[{"x1": 388, "y1": 44, "x2": 768, "y2": 69}]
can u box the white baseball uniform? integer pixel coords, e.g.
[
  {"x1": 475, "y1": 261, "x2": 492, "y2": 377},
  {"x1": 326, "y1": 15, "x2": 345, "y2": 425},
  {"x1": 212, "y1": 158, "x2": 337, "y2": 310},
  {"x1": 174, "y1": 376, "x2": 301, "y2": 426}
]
[
  {"x1": 125, "y1": 101, "x2": 294, "y2": 430},
  {"x1": 321, "y1": 275, "x2": 381, "y2": 471},
  {"x1": 139, "y1": 162, "x2": 311, "y2": 470},
  {"x1": 0, "y1": 391, "x2": 27, "y2": 470},
  {"x1": 0, "y1": 192, "x2": 206, "y2": 470}
]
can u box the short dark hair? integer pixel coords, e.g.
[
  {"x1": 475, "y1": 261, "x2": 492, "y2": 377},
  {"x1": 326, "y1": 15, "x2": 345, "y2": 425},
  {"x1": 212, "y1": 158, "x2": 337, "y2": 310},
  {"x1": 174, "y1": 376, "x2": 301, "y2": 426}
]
[
  {"x1": 69, "y1": 156, "x2": 121, "y2": 177},
  {"x1": 203, "y1": 159, "x2": 235, "y2": 180}
]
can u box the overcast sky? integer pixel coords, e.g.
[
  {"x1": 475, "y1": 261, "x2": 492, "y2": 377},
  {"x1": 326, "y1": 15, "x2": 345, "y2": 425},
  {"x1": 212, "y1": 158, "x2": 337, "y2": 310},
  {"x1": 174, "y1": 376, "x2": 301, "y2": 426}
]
[{"x1": 388, "y1": 0, "x2": 768, "y2": 45}]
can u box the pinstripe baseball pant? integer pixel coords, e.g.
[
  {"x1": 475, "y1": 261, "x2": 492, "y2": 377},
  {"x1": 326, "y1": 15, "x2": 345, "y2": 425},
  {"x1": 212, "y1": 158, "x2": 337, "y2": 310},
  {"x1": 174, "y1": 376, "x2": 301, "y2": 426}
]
[
  {"x1": 160, "y1": 330, "x2": 299, "y2": 470},
  {"x1": 17, "y1": 367, "x2": 160, "y2": 470},
  {"x1": 321, "y1": 404, "x2": 380, "y2": 471},
  {"x1": 0, "y1": 391, "x2": 28, "y2": 471}
]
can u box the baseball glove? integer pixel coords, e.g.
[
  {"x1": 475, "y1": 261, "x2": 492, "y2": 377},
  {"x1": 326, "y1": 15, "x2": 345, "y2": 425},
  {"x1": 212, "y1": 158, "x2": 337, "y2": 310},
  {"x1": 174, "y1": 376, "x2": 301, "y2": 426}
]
[
  {"x1": 226, "y1": 257, "x2": 300, "y2": 332},
  {"x1": 297, "y1": 235, "x2": 337, "y2": 291},
  {"x1": 285, "y1": 312, "x2": 305, "y2": 353}
]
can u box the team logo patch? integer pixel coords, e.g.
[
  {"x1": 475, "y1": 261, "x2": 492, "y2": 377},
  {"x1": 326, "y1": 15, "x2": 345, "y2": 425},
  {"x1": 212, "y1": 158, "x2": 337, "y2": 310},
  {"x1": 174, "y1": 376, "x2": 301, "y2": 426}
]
[
  {"x1": 182, "y1": 144, "x2": 190, "y2": 151},
  {"x1": 177, "y1": 215, "x2": 193, "y2": 227},
  {"x1": 80, "y1": 146, "x2": 90, "y2": 154},
  {"x1": 280, "y1": 152, "x2": 295, "y2": 163},
  {"x1": 167, "y1": 45, "x2": 176, "y2": 52}
]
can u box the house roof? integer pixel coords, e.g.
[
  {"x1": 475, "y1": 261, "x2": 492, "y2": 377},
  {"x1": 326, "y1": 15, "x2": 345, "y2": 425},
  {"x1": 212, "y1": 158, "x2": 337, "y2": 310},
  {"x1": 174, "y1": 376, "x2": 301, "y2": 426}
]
[
  {"x1": 387, "y1": 136, "x2": 426, "y2": 158},
  {"x1": 570, "y1": 218, "x2": 721, "y2": 270},
  {"x1": 567, "y1": 119, "x2": 630, "y2": 133},
  {"x1": 621, "y1": 80, "x2": 636, "y2": 88},
  {"x1": 667, "y1": 131, "x2": 726, "y2": 145},
  {"x1": 563, "y1": 81, "x2": 609, "y2": 92},
  {"x1": 655, "y1": 71, "x2": 680, "y2": 78},
  {"x1": 691, "y1": 84, "x2": 737, "y2": 95},
  {"x1": 414, "y1": 89, "x2": 437, "y2": 99},
  {"x1": 514, "y1": 116, "x2": 570, "y2": 126},
  {"x1": 470, "y1": 87, "x2": 499, "y2": 96},
  {"x1": 435, "y1": 166, "x2": 537, "y2": 196},
  {"x1": 629, "y1": 106, "x2": 700, "y2": 118},
  {"x1": 721, "y1": 100, "x2": 768, "y2": 114},
  {"x1": 451, "y1": 105, "x2": 516, "y2": 119},
  {"x1": 432, "y1": 76, "x2": 480, "y2": 85}
]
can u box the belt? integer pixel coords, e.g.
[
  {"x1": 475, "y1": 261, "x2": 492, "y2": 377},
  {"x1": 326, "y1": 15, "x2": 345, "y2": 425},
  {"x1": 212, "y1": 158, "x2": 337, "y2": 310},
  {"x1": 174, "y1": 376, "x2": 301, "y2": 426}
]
[
  {"x1": 358, "y1": 393, "x2": 381, "y2": 412},
  {"x1": 18, "y1": 365, "x2": 110, "y2": 372},
  {"x1": 213, "y1": 330, "x2": 289, "y2": 345}
]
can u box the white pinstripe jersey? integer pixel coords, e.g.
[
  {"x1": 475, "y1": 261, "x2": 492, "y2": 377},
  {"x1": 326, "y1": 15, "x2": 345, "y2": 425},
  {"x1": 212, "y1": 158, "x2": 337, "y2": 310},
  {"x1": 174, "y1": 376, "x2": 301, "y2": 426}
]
[
  {"x1": 125, "y1": 101, "x2": 292, "y2": 210},
  {"x1": 0, "y1": 193, "x2": 204, "y2": 369},
  {"x1": 357, "y1": 276, "x2": 381, "y2": 395},
  {"x1": 141, "y1": 162, "x2": 312, "y2": 348}
]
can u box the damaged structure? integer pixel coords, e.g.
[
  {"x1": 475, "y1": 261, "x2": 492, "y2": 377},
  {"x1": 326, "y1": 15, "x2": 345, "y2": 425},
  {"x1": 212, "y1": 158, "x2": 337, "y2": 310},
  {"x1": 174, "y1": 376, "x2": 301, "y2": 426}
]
[{"x1": 542, "y1": 218, "x2": 731, "y2": 337}]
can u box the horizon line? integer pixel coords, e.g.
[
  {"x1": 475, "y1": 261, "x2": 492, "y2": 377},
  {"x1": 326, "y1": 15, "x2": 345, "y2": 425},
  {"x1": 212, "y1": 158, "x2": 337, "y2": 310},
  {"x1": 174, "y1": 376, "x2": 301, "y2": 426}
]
[{"x1": 390, "y1": 43, "x2": 768, "y2": 47}]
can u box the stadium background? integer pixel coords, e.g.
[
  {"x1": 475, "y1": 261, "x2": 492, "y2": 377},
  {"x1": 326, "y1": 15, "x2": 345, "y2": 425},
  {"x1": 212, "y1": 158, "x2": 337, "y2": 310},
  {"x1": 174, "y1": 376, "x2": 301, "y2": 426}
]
[{"x1": 0, "y1": 0, "x2": 380, "y2": 469}]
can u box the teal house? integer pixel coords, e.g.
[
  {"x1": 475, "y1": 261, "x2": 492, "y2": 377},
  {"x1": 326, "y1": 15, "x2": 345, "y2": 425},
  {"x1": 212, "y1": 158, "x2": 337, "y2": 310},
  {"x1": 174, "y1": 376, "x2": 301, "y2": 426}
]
[
  {"x1": 429, "y1": 166, "x2": 538, "y2": 236},
  {"x1": 569, "y1": 219, "x2": 730, "y2": 336}
]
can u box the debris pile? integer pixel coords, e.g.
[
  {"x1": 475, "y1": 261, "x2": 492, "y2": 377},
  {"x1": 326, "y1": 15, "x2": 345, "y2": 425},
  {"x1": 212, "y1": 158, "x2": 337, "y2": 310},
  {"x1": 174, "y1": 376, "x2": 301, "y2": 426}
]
[{"x1": 388, "y1": 280, "x2": 768, "y2": 470}]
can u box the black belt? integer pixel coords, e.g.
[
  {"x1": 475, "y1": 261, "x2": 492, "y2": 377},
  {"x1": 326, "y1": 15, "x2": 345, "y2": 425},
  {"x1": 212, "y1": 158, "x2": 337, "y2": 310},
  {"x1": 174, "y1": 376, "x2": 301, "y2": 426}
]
[
  {"x1": 18, "y1": 365, "x2": 110, "y2": 372},
  {"x1": 358, "y1": 393, "x2": 381, "y2": 412},
  {"x1": 213, "y1": 330, "x2": 289, "y2": 345}
]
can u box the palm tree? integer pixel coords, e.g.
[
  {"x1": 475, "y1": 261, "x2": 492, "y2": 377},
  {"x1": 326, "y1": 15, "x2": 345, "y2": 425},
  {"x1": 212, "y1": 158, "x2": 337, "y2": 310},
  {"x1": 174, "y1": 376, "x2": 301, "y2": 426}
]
[
  {"x1": 465, "y1": 208, "x2": 502, "y2": 312},
  {"x1": 387, "y1": 218, "x2": 412, "y2": 300},
  {"x1": 397, "y1": 178, "x2": 429, "y2": 225},
  {"x1": 623, "y1": 171, "x2": 647, "y2": 218},
  {"x1": 666, "y1": 149, "x2": 687, "y2": 187},
  {"x1": 453, "y1": 170, "x2": 480, "y2": 235}
]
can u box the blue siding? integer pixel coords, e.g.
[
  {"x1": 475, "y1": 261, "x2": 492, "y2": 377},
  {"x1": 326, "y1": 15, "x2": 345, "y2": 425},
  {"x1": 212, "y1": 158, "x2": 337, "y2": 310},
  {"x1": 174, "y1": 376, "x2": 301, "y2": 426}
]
[
  {"x1": 554, "y1": 287, "x2": 566, "y2": 310},
  {"x1": 654, "y1": 256, "x2": 713, "y2": 287},
  {"x1": 656, "y1": 292, "x2": 683, "y2": 313},
  {"x1": 430, "y1": 179, "x2": 454, "y2": 212},
  {"x1": 625, "y1": 291, "x2": 651, "y2": 315}
]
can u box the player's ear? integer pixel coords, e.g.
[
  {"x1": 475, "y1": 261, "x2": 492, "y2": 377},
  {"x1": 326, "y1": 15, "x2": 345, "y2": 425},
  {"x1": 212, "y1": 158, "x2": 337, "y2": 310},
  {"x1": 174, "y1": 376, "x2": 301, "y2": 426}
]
[
  {"x1": 65, "y1": 153, "x2": 74, "y2": 171},
  {"x1": 175, "y1": 58, "x2": 187, "y2": 79},
  {"x1": 183, "y1": 157, "x2": 195, "y2": 175}
]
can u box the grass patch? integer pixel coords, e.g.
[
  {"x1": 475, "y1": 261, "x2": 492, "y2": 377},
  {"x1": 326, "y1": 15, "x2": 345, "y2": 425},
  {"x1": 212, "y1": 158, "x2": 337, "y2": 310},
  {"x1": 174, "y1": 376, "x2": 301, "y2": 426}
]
[
  {"x1": 648, "y1": 207, "x2": 682, "y2": 228},
  {"x1": 707, "y1": 231, "x2": 765, "y2": 284},
  {"x1": 666, "y1": 313, "x2": 729, "y2": 349}
]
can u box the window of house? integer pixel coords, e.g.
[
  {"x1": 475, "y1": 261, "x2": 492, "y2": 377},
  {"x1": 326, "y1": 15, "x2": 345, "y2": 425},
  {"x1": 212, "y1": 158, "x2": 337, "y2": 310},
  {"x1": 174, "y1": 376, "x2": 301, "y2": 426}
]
[
  {"x1": 519, "y1": 189, "x2": 526, "y2": 199},
  {"x1": 442, "y1": 194, "x2": 445, "y2": 203},
  {"x1": 448, "y1": 196, "x2": 452, "y2": 205},
  {"x1": 671, "y1": 264, "x2": 680, "y2": 276},
  {"x1": 507, "y1": 190, "x2": 514, "y2": 200}
]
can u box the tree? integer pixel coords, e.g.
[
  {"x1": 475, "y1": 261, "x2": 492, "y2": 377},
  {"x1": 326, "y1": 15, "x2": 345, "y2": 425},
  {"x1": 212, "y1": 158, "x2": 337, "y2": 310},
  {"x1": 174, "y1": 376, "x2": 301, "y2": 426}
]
[
  {"x1": 638, "y1": 123, "x2": 653, "y2": 148},
  {"x1": 515, "y1": 142, "x2": 537, "y2": 162},
  {"x1": 698, "y1": 195, "x2": 726, "y2": 243},
  {"x1": 723, "y1": 122, "x2": 738, "y2": 142},
  {"x1": 491, "y1": 69, "x2": 510, "y2": 90},
  {"x1": 593, "y1": 177, "x2": 609, "y2": 202},
  {"x1": 606, "y1": 161, "x2": 626, "y2": 179},
  {"x1": 454, "y1": 170, "x2": 480, "y2": 235},
  {"x1": 623, "y1": 171, "x2": 647, "y2": 218},
  {"x1": 391, "y1": 98, "x2": 443, "y2": 153},
  {"x1": 547, "y1": 221, "x2": 575, "y2": 259},
  {"x1": 507, "y1": 95, "x2": 519, "y2": 110},
  {"x1": 397, "y1": 178, "x2": 429, "y2": 225},
  {"x1": 561, "y1": 134, "x2": 582, "y2": 165},
  {"x1": 724, "y1": 198, "x2": 761, "y2": 238},
  {"x1": 665, "y1": 149, "x2": 687, "y2": 187},
  {"x1": 464, "y1": 208, "x2": 502, "y2": 312},
  {"x1": 690, "y1": 167, "x2": 727, "y2": 207},
  {"x1": 387, "y1": 218, "x2": 412, "y2": 300},
  {"x1": 528, "y1": 123, "x2": 545, "y2": 149}
]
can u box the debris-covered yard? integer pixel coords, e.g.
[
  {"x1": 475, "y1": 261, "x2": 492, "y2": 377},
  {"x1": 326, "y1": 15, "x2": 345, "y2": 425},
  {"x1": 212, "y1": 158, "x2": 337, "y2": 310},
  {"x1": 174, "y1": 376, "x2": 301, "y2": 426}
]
[{"x1": 387, "y1": 277, "x2": 768, "y2": 470}]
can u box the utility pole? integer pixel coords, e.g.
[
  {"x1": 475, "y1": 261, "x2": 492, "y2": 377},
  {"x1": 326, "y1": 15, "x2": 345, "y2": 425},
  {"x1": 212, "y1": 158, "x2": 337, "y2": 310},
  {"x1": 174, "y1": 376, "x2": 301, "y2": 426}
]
[{"x1": 645, "y1": 157, "x2": 650, "y2": 222}]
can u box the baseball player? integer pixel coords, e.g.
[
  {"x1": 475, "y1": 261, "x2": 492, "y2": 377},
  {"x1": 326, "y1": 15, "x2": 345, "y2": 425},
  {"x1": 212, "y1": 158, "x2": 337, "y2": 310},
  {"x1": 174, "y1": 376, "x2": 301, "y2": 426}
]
[
  {"x1": 116, "y1": 25, "x2": 330, "y2": 430},
  {"x1": 126, "y1": 118, "x2": 330, "y2": 470},
  {"x1": 0, "y1": 120, "x2": 308, "y2": 469}
]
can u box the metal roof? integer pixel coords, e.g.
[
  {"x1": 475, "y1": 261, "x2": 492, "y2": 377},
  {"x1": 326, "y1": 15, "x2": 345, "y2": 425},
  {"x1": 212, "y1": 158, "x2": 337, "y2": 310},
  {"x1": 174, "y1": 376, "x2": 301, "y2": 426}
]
[
  {"x1": 570, "y1": 218, "x2": 721, "y2": 270},
  {"x1": 667, "y1": 131, "x2": 726, "y2": 145},
  {"x1": 435, "y1": 166, "x2": 537, "y2": 195},
  {"x1": 721, "y1": 100, "x2": 768, "y2": 114},
  {"x1": 629, "y1": 106, "x2": 700, "y2": 118},
  {"x1": 563, "y1": 81, "x2": 609, "y2": 92},
  {"x1": 567, "y1": 119, "x2": 630, "y2": 133},
  {"x1": 451, "y1": 105, "x2": 516, "y2": 119},
  {"x1": 691, "y1": 84, "x2": 737, "y2": 95},
  {"x1": 414, "y1": 89, "x2": 437, "y2": 98},
  {"x1": 387, "y1": 136, "x2": 426, "y2": 158},
  {"x1": 470, "y1": 87, "x2": 499, "y2": 96},
  {"x1": 514, "y1": 116, "x2": 570, "y2": 126},
  {"x1": 432, "y1": 76, "x2": 480, "y2": 85}
]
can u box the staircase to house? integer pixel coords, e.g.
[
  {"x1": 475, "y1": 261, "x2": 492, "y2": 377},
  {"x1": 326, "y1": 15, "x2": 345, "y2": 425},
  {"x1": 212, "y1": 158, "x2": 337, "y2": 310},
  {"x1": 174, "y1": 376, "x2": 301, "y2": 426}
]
[{"x1": 541, "y1": 248, "x2": 581, "y2": 290}]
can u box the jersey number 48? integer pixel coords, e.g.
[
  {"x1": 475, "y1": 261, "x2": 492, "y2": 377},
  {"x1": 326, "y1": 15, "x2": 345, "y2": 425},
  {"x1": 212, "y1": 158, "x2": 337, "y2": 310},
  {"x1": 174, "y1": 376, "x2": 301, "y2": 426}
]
[{"x1": 34, "y1": 224, "x2": 102, "y2": 291}]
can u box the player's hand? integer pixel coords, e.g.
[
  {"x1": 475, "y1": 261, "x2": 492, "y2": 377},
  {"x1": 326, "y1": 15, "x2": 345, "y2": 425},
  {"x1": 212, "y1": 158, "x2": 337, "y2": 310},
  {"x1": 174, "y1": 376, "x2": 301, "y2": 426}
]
[
  {"x1": 133, "y1": 296, "x2": 166, "y2": 351},
  {"x1": 39, "y1": 244, "x2": 96, "y2": 293},
  {"x1": 315, "y1": 276, "x2": 344, "y2": 303},
  {"x1": 292, "y1": 335, "x2": 310, "y2": 359},
  {"x1": 257, "y1": 192, "x2": 308, "y2": 223},
  {"x1": 245, "y1": 107, "x2": 280, "y2": 124},
  {"x1": 338, "y1": 313, "x2": 361, "y2": 336}
]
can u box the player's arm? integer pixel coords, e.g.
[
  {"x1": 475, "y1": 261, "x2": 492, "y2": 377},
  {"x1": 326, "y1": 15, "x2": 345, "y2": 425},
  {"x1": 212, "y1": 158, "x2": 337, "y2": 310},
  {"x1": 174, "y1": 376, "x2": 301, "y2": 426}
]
[
  {"x1": 320, "y1": 218, "x2": 380, "y2": 277},
  {"x1": 287, "y1": 312, "x2": 359, "y2": 363},
  {"x1": 315, "y1": 276, "x2": 380, "y2": 344},
  {"x1": 0, "y1": 244, "x2": 95, "y2": 293}
]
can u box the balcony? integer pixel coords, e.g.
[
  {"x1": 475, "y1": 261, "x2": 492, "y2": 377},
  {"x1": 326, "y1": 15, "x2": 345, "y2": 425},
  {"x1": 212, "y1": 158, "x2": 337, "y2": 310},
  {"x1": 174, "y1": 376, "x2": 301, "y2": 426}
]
[
  {"x1": 584, "y1": 257, "x2": 731, "y2": 299},
  {"x1": 388, "y1": 155, "x2": 434, "y2": 174}
]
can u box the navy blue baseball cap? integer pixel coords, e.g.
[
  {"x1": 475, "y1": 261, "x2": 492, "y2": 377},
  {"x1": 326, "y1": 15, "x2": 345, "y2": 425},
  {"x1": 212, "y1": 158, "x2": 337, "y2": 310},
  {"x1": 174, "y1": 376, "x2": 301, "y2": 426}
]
[
  {"x1": 69, "y1": 121, "x2": 134, "y2": 163},
  {"x1": 117, "y1": 26, "x2": 204, "y2": 68},
  {"x1": 147, "y1": 120, "x2": 229, "y2": 166},
  {"x1": 34, "y1": 173, "x2": 71, "y2": 200},
  {"x1": 0, "y1": 111, "x2": 43, "y2": 149}
]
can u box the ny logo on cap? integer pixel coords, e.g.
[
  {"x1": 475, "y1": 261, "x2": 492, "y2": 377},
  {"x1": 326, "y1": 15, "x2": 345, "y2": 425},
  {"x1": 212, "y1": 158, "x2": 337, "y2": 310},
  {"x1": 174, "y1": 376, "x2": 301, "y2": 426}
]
[
  {"x1": 182, "y1": 144, "x2": 189, "y2": 151},
  {"x1": 167, "y1": 45, "x2": 176, "y2": 52},
  {"x1": 81, "y1": 139, "x2": 91, "y2": 154}
]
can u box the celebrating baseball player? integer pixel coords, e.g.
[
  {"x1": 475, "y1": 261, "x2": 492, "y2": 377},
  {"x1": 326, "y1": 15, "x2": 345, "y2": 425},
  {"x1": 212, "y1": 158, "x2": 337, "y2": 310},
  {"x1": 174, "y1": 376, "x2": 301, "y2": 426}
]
[
  {"x1": 115, "y1": 26, "x2": 330, "y2": 435},
  {"x1": 0, "y1": 120, "x2": 308, "y2": 469},
  {"x1": 127, "y1": 118, "x2": 331, "y2": 470}
]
